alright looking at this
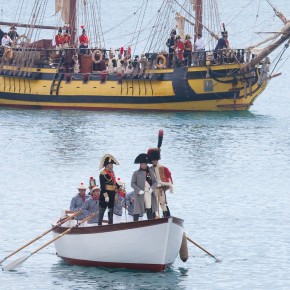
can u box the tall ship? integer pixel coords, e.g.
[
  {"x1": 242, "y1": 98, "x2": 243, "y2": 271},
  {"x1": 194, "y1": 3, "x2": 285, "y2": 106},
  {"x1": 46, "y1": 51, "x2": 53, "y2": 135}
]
[{"x1": 0, "y1": 0, "x2": 289, "y2": 111}]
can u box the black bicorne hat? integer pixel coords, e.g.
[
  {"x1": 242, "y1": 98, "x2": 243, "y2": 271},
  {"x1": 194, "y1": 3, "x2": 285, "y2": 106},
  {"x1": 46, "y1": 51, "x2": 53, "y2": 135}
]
[
  {"x1": 58, "y1": 27, "x2": 62, "y2": 33},
  {"x1": 147, "y1": 148, "x2": 161, "y2": 163},
  {"x1": 134, "y1": 153, "x2": 149, "y2": 164},
  {"x1": 99, "y1": 154, "x2": 119, "y2": 169},
  {"x1": 171, "y1": 29, "x2": 176, "y2": 35},
  {"x1": 104, "y1": 157, "x2": 116, "y2": 167}
]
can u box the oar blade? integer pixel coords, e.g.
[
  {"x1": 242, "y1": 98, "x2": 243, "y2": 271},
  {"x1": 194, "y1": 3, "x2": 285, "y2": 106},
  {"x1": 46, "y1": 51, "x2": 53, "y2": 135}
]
[
  {"x1": 0, "y1": 258, "x2": 6, "y2": 265},
  {"x1": 2, "y1": 254, "x2": 31, "y2": 271}
]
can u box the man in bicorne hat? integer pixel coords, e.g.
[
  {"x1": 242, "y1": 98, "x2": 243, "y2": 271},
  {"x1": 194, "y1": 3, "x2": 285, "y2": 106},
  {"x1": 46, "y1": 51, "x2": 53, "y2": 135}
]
[
  {"x1": 147, "y1": 148, "x2": 173, "y2": 217},
  {"x1": 98, "y1": 154, "x2": 120, "y2": 225},
  {"x1": 70, "y1": 182, "x2": 89, "y2": 220},
  {"x1": 8, "y1": 26, "x2": 18, "y2": 41},
  {"x1": 131, "y1": 153, "x2": 158, "y2": 221}
]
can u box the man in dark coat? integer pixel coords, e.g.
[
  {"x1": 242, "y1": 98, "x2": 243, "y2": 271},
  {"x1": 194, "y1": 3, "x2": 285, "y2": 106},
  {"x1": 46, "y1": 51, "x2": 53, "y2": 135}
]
[
  {"x1": 214, "y1": 31, "x2": 228, "y2": 62},
  {"x1": 8, "y1": 26, "x2": 19, "y2": 41},
  {"x1": 98, "y1": 154, "x2": 120, "y2": 225},
  {"x1": 166, "y1": 29, "x2": 176, "y2": 68}
]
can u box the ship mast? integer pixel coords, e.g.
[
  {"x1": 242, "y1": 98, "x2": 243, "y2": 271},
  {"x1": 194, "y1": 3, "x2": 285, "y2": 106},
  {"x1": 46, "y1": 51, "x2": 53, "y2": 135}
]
[
  {"x1": 194, "y1": 0, "x2": 203, "y2": 39},
  {"x1": 69, "y1": 0, "x2": 77, "y2": 45}
]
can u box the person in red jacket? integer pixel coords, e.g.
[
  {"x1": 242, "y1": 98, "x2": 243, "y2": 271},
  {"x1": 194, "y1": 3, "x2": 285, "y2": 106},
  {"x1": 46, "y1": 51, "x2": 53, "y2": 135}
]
[
  {"x1": 184, "y1": 34, "x2": 193, "y2": 66},
  {"x1": 147, "y1": 148, "x2": 173, "y2": 218},
  {"x1": 55, "y1": 27, "x2": 64, "y2": 54},
  {"x1": 174, "y1": 35, "x2": 184, "y2": 66},
  {"x1": 63, "y1": 28, "x2": 71, "y2": 49},
  {"x1": 79, "y1": 27, "x2": 89, "y2": 54}
]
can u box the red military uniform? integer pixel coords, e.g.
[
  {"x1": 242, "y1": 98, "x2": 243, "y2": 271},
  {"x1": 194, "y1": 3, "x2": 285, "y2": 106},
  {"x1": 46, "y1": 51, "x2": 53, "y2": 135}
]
[
  {"x1": 79, "y1": 34, "x2": 89, "y2": 46},
  {"x1": 55, "y1": 33, "x2": 64, "y2": 47},
  {"x1": 147, "y1": 148, "x2": 173, "y2": 217},
  {"x1": 174, "y1": 38, "x2": 184, "y2": 62},
  {"x1": 63, "y1": 34, "x2": 71, "y2": 46}
]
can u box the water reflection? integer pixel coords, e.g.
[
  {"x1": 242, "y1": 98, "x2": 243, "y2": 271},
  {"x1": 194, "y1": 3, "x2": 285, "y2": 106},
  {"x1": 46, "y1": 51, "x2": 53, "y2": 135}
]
[{"x1": 50, "y1": 260, "x2": 188, "y2": 290}]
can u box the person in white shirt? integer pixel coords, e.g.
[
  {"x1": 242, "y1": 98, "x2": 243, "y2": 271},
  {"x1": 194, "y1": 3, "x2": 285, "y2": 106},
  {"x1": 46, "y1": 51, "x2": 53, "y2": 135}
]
[
  {"x1": 2, "y1": 33, "x2": 13, "y2": 47},
  {"x1": 194, "y1": 33, "x2": 205, "y2": 66}
]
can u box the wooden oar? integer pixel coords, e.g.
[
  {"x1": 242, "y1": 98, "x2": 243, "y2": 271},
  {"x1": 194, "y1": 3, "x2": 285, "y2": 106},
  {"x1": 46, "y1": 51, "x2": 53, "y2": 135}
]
[
  {"x1": 0, "y1": 210, "x2": 82, "y2": 265},
  {"x1": 186, "y1": 236, "x2": 221, "y2": 262},
  {"x1": 2, "y1": 213, "x2": 96, "y2": 271}
]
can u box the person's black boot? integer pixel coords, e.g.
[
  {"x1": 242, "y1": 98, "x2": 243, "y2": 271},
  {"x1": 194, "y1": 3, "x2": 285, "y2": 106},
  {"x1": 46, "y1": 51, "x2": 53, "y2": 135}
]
[
  {"x1": 146, "y1": 208, "x2": 153, "y2": 220},
  {"x1": 133, "y1": 214, "x2": 139, "y2": 222},
  {"x1": 166, "y1": 206, "x2": 171, "y2": 216},
  {"x1": 163, "y1": 207, "x2": 171, "y2": 217},
  {"x1": 108, "y1": 208, "x2": 113, "y2": 224},
  {"x1": 98, "y1": 207, "x2": 106, "y2": 225}
]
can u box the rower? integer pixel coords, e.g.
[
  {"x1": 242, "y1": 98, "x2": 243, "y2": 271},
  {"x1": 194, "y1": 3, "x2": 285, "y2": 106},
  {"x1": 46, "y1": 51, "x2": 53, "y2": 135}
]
[{"x1": 70, "y1": 182, "x2": 89, "y2": 220}]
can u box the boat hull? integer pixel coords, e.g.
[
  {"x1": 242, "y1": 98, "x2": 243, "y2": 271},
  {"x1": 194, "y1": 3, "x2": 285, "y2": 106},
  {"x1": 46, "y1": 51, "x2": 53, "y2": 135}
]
[
  {"x1": 0, "y1": 64, "x2": 267, "y2": 112},
  {"x1": 52, "y1": 217, "x2": 184, "y2": 271}
]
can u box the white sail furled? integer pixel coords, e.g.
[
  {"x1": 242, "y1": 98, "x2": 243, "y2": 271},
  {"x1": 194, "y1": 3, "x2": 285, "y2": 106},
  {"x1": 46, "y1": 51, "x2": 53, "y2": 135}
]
[
  {"x1": 55, "y1": 0, "x2": 70, "y2": 24},
  {"x1": 191, "y1": 0, "x2": 196, "y2": 11},
  {"x1": 175, "y1": 13, "x2": 185, "y2": 40}
]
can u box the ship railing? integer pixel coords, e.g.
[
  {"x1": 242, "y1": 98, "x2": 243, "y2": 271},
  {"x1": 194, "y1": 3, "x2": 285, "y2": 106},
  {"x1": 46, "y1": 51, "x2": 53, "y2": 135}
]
[{"x1": 147, "y1": 48, "x2": 246, "y2": 69}]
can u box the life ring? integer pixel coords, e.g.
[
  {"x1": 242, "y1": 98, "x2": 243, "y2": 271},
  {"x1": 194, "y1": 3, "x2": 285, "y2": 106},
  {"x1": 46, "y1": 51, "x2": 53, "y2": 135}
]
[
  {"x1": 92, "y1": 49, "x2": 103, "y2": 64},
  {"x1": 13, "y1": 34, "x2": 30, "y2": 48},
  {"x1": 156, "y1": 54, "x2": 166, "y2": 69}
]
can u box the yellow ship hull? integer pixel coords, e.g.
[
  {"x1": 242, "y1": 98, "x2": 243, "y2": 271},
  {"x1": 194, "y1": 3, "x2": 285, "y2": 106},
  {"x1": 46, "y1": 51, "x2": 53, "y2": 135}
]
[{"x1": 0, "y1": 63, "x2": 267, "y2": 111}]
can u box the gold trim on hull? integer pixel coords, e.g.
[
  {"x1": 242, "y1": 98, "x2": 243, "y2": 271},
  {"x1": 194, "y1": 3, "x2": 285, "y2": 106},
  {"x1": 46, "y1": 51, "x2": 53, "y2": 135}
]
[{"x1": 0, "y1": 63, "x2": 268, "y2": 112}]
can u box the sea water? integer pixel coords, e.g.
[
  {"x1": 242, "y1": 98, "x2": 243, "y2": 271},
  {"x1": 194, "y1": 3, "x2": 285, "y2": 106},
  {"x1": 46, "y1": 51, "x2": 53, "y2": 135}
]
[{"x1": 1, "y1": 0, "x2": 290, "y2": 289}]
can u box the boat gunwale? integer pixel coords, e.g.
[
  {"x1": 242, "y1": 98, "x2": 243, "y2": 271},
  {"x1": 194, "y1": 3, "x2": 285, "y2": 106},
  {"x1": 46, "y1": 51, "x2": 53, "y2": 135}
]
[{"x1": 52, "y1": 216, "x2": 183, "y2": 235}]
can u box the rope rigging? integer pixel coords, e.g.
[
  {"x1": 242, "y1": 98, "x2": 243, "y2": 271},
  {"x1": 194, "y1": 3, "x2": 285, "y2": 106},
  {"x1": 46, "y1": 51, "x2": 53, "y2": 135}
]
[{"x1": 269, "y1": 40, "x2": 290, "y2": 76}]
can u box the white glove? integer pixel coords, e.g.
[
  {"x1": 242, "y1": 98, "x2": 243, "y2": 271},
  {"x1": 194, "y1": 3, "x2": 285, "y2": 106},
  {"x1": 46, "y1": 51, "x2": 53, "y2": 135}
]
[
  {"x1": 104, "y1": 192, "x2": 109, "y2": 203},
  {"x1": 139, "y1": 190, "x2": 145, "y2": 195},
  {"x1": 149, "y1": 188, "x2": 153, "y2": 194}
]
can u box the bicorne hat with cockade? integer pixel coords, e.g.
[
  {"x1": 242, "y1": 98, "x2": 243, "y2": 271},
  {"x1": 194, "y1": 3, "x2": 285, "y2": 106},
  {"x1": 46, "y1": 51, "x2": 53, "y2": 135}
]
[
  {"x1": 134, "y1": 153, "x2": 149, "y2": 164},
  {"x1": 147, "y1": 148, "x2": 161, "y2": 163},
  {"x1": 171, "y1": 29, "x2": 176, "y2": 35},
  {"x1": 99, "y1": 154, "x2": 119, "y2": 169}
]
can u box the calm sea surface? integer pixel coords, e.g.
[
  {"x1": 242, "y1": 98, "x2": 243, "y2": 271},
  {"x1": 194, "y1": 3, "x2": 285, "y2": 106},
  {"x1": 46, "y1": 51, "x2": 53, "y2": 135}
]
[{"x1": 1, "y1": 1, "x2": 290, "y2": 289}]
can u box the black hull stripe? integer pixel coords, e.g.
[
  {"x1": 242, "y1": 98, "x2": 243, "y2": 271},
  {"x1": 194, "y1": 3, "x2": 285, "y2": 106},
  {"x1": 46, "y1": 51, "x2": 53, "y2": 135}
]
[{"x1": 0, "y1": 91, "x2": 239, "y2": 103}]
